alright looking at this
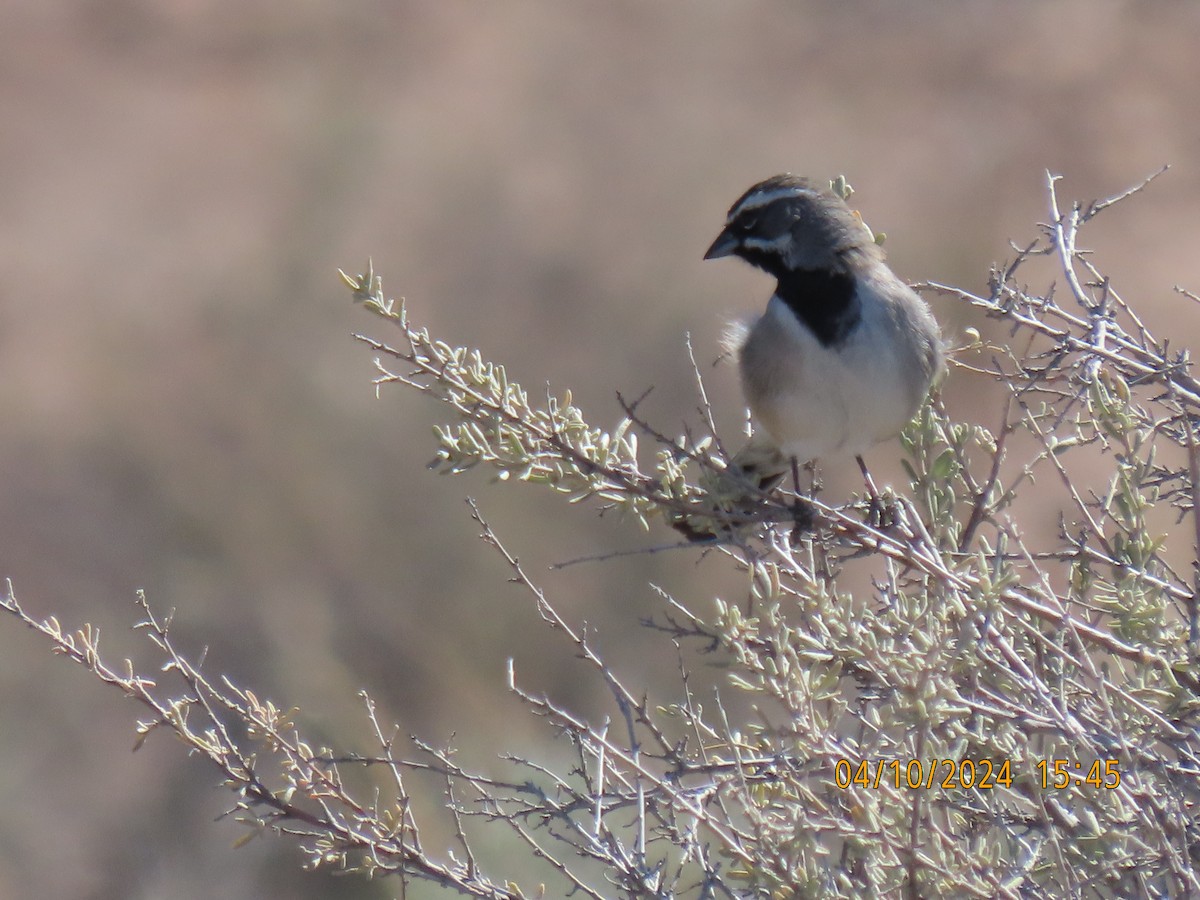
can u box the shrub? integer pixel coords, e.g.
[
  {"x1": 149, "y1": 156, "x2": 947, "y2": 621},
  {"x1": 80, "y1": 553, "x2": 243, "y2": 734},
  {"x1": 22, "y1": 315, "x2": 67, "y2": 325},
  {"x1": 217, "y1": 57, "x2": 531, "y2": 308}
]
[{"x1": 5, "y1": 170, "x2": 1198, "y2": 898}]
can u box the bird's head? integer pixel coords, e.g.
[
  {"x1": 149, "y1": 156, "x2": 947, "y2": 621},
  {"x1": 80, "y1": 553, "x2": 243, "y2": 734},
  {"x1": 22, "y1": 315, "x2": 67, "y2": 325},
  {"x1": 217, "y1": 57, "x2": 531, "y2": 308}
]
[{"x1": 704, "y1": 174, "x2": 877, "y2": 279}]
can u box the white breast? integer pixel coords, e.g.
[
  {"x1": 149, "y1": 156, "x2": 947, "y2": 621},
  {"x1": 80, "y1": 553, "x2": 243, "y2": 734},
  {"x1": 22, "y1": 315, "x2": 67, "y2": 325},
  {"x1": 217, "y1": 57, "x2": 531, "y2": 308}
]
[{"x1": 737, "y1": 282, "x2": 926, "y2": 462}]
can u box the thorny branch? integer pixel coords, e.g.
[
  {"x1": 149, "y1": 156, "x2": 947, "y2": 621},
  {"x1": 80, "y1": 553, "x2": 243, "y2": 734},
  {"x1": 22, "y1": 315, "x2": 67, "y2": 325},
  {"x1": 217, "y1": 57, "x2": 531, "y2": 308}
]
[{"x1": 4, "y1": 171, "x2": 1200, "y2": 896}]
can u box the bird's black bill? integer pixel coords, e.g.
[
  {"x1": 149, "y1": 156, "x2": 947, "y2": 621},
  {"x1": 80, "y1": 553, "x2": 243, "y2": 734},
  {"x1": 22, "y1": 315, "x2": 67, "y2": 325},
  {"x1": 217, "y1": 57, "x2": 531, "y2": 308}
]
[{"x1": 704, "y1": 228, "x2": 739, "y2": 260}]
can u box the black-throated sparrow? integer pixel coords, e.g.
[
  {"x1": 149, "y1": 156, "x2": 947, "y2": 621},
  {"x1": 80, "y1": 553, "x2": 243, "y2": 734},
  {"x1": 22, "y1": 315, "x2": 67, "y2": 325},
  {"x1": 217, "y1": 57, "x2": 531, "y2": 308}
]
[{"x1": 705, "y1": 174, "x2": 944, "y2": 500}]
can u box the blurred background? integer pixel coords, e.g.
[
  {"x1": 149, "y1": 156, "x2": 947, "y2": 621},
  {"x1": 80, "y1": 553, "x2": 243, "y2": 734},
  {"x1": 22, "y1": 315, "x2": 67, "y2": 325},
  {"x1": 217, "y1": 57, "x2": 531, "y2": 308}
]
[{"x1": 2, "y1": 1, "x2": 1198, "y2": 897}]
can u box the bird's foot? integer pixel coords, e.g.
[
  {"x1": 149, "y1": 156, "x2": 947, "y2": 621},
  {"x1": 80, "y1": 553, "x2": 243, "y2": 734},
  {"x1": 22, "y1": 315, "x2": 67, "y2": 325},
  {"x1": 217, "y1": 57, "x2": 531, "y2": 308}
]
[
  {"x1": 864, "y1": 492, "x2": 898, "y2": 530},
  {"x1": 789, "y1": 496, "x2": 815, "y2": 545}
]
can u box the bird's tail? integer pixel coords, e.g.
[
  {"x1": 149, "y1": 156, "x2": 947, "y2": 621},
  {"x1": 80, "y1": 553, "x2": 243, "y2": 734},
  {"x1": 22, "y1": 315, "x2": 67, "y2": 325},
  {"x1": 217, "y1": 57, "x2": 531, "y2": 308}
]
[
  {"x1": 667, "y1": 434, "x2": 791, "y2": 541},
  {"x1": 727, "y1": 433, "x2": 790, "y2": 492}
]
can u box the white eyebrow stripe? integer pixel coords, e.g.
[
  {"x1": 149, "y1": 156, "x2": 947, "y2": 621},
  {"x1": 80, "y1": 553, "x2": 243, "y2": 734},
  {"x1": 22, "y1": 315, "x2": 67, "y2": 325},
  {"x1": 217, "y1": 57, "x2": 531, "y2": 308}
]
[{"x1": 728, "y1": 185, "x2": 810, "y2": 220}]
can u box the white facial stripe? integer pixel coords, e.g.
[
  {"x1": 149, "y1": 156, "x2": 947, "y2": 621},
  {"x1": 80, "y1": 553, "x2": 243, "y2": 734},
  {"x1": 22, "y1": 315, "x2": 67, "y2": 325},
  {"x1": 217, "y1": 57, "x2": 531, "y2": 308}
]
[
  {"x1": 741, "y1": 233, "x2": 793, "y2": 253},
  {"x1": 728, "y1": 184, "x2": 810, "y2": 221}
]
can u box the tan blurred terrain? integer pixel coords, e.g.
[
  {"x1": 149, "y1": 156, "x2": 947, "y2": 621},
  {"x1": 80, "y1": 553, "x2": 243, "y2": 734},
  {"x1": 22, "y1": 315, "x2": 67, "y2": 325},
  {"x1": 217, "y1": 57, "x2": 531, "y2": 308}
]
[{"x1": 1, "y1": 2, "x2": 1198, "y2": 897}]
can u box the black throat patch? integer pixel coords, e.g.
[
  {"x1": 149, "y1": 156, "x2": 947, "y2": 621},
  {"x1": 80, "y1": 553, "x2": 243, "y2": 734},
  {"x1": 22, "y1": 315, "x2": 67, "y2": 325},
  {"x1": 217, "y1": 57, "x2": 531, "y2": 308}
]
[{"x1": 775, "y1": 268, "x2": 861, "y2": 347}]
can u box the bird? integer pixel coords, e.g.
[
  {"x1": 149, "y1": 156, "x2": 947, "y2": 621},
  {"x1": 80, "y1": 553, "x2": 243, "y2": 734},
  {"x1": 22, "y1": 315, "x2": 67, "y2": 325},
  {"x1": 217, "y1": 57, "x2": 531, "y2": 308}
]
[{"x1": 703, "y1": 174, "x2": 944, "y2": 516}]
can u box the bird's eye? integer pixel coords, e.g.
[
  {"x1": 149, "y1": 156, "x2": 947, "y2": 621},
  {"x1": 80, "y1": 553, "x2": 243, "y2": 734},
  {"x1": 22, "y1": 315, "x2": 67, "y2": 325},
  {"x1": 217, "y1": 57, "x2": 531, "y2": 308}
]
[{"x1": 734, "y1": 213, "x2": 759, "y2": 233}]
